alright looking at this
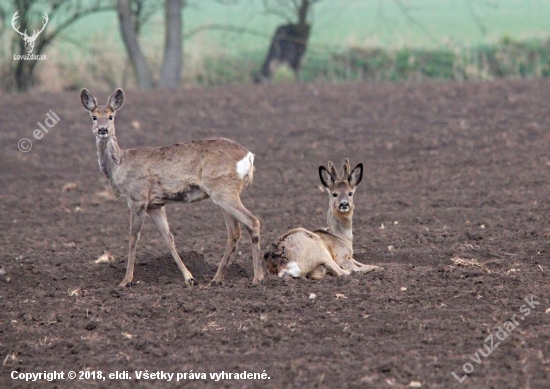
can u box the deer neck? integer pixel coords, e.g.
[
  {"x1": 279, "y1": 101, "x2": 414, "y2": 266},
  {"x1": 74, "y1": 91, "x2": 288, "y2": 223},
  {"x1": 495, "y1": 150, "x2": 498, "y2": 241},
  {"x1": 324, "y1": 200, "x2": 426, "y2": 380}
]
[
  {"x1": 327, "y1": 210, "x2": 353, "y2": 246},
  {"x1": 96, "y1": 136, "x2": 123, "y2": 183}
]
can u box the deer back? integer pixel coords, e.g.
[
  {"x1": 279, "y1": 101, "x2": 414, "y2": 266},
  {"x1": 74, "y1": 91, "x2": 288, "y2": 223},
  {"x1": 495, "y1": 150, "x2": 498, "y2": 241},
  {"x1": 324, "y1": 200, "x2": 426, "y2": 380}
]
[{"x1": 114, "y1": 138, "x2": 254, "y2": 205}]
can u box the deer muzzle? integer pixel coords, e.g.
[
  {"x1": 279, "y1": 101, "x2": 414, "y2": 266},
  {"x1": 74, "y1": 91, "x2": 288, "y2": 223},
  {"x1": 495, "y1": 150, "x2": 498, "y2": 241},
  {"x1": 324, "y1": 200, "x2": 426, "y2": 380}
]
[
  {"x1": 97, "y1": 127, "x2": 108, "y2": 137},
  {"x1": 339, "y1": 201, "x2": 350, "y2": 212}
]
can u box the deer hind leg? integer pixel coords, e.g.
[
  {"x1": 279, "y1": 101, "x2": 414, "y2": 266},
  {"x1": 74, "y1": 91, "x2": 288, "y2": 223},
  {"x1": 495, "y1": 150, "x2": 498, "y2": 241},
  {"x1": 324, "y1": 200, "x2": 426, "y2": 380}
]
[
  {"x1": 211, "y1": 194, "x2": 264, "y2": 285},
  {"x1": 147, "y1": 206, "x2": 196, "y2": 286},
  {"x1": 210, "y1": 210, "x2": 242, "y2": 285},
  {"x1": 301, "y1": 239, "x2": 350, "y2": 278},
  {"x1": 307, "y1": 266, "x2": 328, "y2": 280},
  {"x1": 120, "y1": 203, "x2": 147, "y2": 287},
  {"x1": 321, "y1": 256, "x2": 352, "y2": 277}
]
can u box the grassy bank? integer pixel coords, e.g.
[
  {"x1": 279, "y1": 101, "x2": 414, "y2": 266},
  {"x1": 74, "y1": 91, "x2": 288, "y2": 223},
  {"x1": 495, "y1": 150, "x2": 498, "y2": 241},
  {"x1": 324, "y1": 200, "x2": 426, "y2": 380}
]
[
  {"x1": 3, "y1": 36, "x2": 550, "y2": 92},
  {"x1": 188, "y1": 37, "x2": 550, "y2": 86},
  {"x1": 303, "y1": 37, "x2": 550, "y2": 83}
]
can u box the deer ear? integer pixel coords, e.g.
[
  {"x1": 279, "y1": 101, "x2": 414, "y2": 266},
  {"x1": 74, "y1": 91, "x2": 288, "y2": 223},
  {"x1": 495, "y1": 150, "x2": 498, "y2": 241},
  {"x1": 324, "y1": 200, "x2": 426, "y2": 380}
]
[
  {"x1": 319, "y1": 166, "x2": 334, "y2": 188},
  {"x1": 349, "y1": 163, "x2": 363, "y2": 188},
  {"x1": 80, "y1": 89, "x2": 97, "y2": 111},
  {"x1": 108, "y1": 88, "x2": 124, "y2": 111}
]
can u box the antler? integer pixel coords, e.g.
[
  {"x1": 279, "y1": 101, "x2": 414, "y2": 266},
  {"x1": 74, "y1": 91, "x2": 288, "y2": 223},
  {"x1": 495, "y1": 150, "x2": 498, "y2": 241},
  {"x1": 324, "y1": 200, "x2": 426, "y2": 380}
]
[
  {"x1": 328, "y1": 161, "x2": 340, "y2": 180},
  {"x1": 342, "y1": 158, "x2": 351, "y2": 180},
  {"x1": 29, "y1": 14, "x2": 48, "y2": 39},
  {"x1": 11, "y1": 11, "x2": 28, "y2": 38},
  {"x1": 327, "y1": 159, "x2": 352, "y2": 182}
]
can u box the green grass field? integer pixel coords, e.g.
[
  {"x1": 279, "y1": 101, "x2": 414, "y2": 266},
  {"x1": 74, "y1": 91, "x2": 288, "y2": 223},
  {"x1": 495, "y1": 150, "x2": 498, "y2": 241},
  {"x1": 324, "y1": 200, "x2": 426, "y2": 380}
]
[
  {"x1": 2, "y1": 0, "x2": 550, "y2": 90},
  {"x1": 62, "y1": 0, "x2": 550, "y2": 55},
  {"x1": 180, "y1": 0, "x2": 550, "y2": 52}
]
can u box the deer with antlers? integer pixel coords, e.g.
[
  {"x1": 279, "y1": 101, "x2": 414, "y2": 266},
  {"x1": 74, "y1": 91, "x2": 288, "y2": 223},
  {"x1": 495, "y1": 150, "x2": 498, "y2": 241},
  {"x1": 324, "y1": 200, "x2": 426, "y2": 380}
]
[
  {"x1": 12, "y1": 11, "x2": 49, "y2": 54},
  {"x1": 80, "y1": 88, "x2": 264, "y2": 287},
  {"x1": 264, "y1": 159, "x2": 382, "y2": 279}
]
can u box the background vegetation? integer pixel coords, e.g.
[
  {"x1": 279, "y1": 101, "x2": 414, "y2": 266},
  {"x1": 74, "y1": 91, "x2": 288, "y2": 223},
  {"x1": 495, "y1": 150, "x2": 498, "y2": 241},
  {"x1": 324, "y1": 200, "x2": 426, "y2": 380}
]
[{"x1": 1, "y1": 0, "x2": 550, "y2": 92}]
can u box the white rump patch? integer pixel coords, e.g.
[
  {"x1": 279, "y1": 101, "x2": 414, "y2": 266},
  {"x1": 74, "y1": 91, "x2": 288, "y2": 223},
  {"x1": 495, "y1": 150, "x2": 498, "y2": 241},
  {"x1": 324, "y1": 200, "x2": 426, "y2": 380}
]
[
  {"x1": 278, "y1": 261, "x2": 302, "y2": 278},
  {"x1": 236, "y1": 152, "x2": 254, "y2": 178}
]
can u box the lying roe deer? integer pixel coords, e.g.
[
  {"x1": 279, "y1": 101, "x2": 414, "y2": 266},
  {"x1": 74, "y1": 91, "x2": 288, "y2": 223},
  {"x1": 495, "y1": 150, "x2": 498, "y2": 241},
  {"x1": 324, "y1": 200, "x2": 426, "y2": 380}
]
[
  {"x1": 264, "y1": 159, "x2": 382, "y2": 279},
  {"x1": 80, "y1": 88, "x2": 264, "y2": 286}
]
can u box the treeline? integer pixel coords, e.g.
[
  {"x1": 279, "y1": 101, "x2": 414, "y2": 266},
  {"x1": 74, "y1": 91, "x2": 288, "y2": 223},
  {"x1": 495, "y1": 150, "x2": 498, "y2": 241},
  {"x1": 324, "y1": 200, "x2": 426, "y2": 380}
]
[
  {"x1": 1, "y1": 0, "x2": 549, "y2": 92},
  {"x1": 0, "y1": 0, "x2": 319, "y2": 93},
  {"x1": 305, "y1": 37, "x2": 550, "y2": 83},
  {"x1": 180, "y1": 37, "x2": 550, "y2": 86}
]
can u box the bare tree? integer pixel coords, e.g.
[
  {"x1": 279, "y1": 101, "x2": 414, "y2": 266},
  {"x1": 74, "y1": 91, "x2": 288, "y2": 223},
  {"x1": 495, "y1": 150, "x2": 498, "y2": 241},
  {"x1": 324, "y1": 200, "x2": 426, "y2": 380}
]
[
  {"x1": 117, "y1": 0, "x2": 154, "y2": 89},
  {"x1": 117, "y1": 0, "x2": 184, "y2": 89},
  {"x1": 158, "y1": 0, "x2": 182, "y2": 88},
  {"x1": 258, "y1": 0, "x2": 321, "y2": 82},
  {"x1": 0, "y1": 4, "x2": 6, "y2": 37},
  {"x1": 7, "y1": 0, "x2": 113, "y2": 92}
]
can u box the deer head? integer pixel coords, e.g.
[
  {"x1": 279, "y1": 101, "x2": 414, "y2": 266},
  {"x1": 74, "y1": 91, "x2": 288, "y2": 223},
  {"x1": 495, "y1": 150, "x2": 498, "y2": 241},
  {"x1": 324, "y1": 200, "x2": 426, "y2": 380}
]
[
  {"x1": 319, "y1": 159, "x2": 363, "y2": 219},
  {"x1": 12, "y1": 11, "x2": 49, "y2": 54},
  {"x1": 80, "y1": 89, "x2": 124, "y2": 140}
]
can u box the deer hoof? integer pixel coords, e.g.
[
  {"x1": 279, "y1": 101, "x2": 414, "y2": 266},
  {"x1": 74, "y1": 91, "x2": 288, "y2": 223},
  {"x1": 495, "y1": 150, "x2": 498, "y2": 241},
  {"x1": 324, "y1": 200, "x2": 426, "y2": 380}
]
[
  {"x1": 119, "y1": 279, "x2": 133, "y2": 287},
  {"x1": 186, "y1": 278, "x2": 197, "y2": 286},
  {"x1": 209, "y1": 279, "x2": 223, "y2": 286},
  {"x1": 252, "y1": 277, "x2": 264, "y2": 286}
]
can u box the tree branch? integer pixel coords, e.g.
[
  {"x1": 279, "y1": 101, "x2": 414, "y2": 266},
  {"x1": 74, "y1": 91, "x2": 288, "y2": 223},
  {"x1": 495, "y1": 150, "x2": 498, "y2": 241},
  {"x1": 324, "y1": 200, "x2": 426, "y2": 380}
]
[
  {"x1": 392, "y1": 0, "x2": 438, "y2": 44},
  {"x1": 262, "y1": 0, "x2": 294, "y2": 23},
  {"x1": 183, "y1": 23, "x2": 271, "y2": 40},
  {"x1": 465, "y1": 0, "x2": 487, "y2": 36},
  {"x1": 43, "y1": 5, "x2": 115, "y2": 46},
  {"x1": 297, "y1": 0, "x2": 309, "y2": 26}
]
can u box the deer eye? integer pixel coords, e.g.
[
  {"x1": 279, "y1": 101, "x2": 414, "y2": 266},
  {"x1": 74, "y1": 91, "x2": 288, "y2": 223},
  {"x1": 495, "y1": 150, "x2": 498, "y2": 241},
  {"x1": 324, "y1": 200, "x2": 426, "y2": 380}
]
[
  {"x1": 332, "y1": 193, "x2": 337, "y2": 197},
  {"x1": 109, "y1": 116, "x2": 114, "y2": 120},
  {"x1": 92, "y1": 116, "x2": 97, "y2": 121},
  {"x1": 349, "y1": 192, "x2": 353, "y2": 196}
]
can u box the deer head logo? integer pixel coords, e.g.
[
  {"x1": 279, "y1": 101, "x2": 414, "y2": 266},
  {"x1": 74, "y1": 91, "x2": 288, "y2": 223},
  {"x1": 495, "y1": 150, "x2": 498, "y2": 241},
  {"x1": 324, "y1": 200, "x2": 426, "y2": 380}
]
[{"x1": 12, "y1": 11, "x2": 49, "y2": 54}]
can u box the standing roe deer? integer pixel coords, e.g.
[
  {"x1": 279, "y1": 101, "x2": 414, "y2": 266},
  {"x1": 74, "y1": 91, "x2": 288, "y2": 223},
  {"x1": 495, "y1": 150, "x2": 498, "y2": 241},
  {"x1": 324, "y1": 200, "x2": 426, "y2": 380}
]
[
  {"x1": 80, "y1": 88, "x2": 264, "y2": 286},
  {"x1": 264, "y1": 159, "x2": 382, "y2": 279}
]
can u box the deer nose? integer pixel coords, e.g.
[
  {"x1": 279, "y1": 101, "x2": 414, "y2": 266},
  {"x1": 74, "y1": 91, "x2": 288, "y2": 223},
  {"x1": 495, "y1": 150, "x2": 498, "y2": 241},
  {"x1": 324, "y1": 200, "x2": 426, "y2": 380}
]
[
  {"x1": 339, "y1": 201, "x2": 350, "y2": 209},
  {"x1": 98, "y1": 127, "x2": 108, "y2": 135}
]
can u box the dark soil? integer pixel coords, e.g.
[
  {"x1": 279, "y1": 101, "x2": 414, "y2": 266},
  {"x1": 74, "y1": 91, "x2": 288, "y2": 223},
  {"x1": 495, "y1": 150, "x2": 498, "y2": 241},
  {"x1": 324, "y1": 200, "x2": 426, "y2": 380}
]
[{"x1": 1, "y1": 80, "x2": 550, "y2": 389}]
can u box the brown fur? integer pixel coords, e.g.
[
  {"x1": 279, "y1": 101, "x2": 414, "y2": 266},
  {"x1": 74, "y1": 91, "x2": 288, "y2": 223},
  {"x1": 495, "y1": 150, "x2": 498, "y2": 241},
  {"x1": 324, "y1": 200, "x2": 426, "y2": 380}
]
[
  {"x1": 264, "y1": 241, "x2": 289, "y2": 275},
  {"x1": 264, "y1": 228, "x2": 349, "y2": 278},
  {"x1": 264, "y1": 159, "x2": 382, "y2": 280},
  {"x1": 80, "y1": 88, "x2": 264, "y2": 287}
]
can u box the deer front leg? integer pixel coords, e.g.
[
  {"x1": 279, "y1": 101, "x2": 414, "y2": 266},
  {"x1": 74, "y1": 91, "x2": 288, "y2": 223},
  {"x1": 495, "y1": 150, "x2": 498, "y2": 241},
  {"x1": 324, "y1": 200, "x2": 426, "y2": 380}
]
[
  {"x1": 120, "y1": 203, "x2": 147, "y2": 287},
  {"x1": 351, "y1": 259, "x2": 383, "y2": 272},
  {"x1": 147, "y1": 206, "x2": 196, "y2": 286},
  {"x1": 321, "y1": 257, "x2": 352, "y2": 277},
  {"x1": 210, "y1": 210, "x2": 241, "y2": 285}
]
